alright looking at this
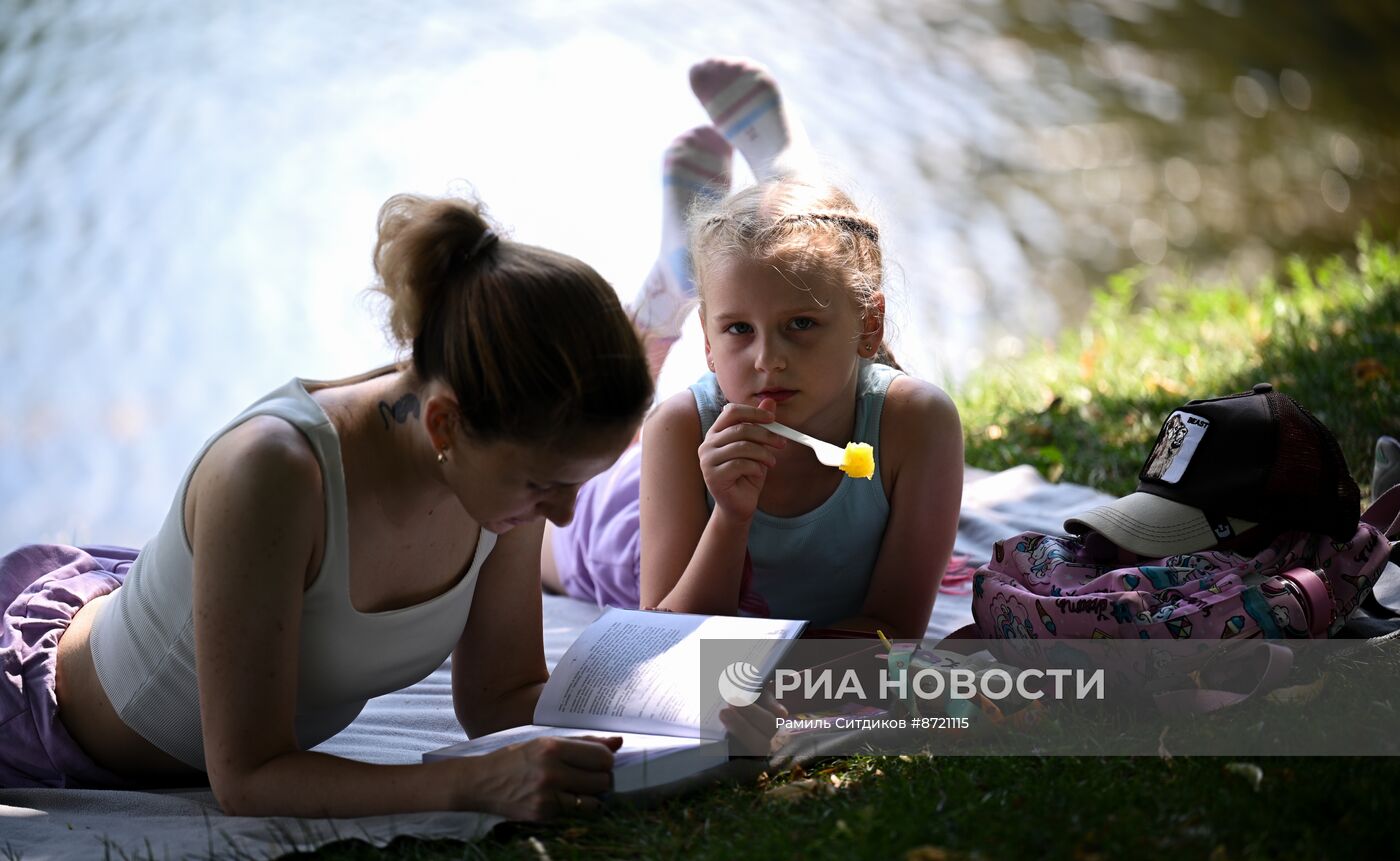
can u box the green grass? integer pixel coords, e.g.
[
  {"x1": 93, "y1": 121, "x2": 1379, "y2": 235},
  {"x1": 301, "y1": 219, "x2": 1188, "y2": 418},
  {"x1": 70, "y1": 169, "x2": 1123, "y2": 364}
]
[
  {"x1": 301, "y1": 233, "x2": 1400, "y2": 861},
  {"x1": 960, "y1": 228, "x2": 1400, "y2": 499},
  {"x1": 312, "y1": 754, "x2": 1396, "y2": 861}
]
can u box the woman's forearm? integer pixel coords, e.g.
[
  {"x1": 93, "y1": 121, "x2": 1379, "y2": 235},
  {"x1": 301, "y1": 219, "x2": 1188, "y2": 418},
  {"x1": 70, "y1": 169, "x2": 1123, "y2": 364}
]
[
  {"x1": 655, "y1": 507, "x2": 752, "y2": 614},
  {"x1": 218, "y1": 752, "x2": 470, "y2": 818},
  {"x1": 460, "y1": 680, "x2": 546, "y2": 738},
  {"x1": 220, "y1": 679, "x2": 548, "y2": 818}
]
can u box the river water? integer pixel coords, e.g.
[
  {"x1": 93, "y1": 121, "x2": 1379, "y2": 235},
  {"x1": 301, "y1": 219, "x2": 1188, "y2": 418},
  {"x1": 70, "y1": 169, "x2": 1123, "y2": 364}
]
[{"x1": 2, "y1": 0, "x2": 1394, "y2": 548}]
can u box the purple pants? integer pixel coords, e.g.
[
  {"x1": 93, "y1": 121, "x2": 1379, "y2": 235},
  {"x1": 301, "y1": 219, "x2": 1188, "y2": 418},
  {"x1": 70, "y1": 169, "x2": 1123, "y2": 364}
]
[
  {"x1": 551, "y1": 444, "x2": 768, "y2": 615},
  {"x1": 552, "y1": 446, "x2": 645, "y2": 608},
  {"x1": 1, "y1": 543, "x2": 139, "y2": 789}
]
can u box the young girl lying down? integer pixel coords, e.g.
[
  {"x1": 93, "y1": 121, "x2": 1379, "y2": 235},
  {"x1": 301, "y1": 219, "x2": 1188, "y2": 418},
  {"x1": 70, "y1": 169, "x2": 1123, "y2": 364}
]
[{"x1": 544, "y1": 58, "x2": 963, "y2": 639}]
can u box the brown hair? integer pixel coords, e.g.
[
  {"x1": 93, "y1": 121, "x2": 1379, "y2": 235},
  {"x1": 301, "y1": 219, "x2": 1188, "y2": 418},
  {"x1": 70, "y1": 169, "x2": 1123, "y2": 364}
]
[
  {"x1": 369, "y1": 193, "x2": 653, "y2": 444},
  {"x1": 688, "y1": 177, "x2": 900, "y2": 369}
]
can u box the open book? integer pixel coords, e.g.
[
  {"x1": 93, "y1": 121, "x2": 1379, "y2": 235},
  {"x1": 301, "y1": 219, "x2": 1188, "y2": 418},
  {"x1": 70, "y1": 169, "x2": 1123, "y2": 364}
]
[{"x1": 423, "y1": 608, "x2": 806, "y2": 793}]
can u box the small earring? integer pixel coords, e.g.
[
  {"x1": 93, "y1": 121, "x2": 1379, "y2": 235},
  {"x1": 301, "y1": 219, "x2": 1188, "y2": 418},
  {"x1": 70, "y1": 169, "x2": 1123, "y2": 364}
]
[
  {"x1": 861, "y1": 343, "x2": 874, "y2": 354},
  {"x1": 436, "y1": 449, "x2": 448, "y2": 465},
  {"x1": 707, "y1": 360, "x2": 715, "y2": 371}
]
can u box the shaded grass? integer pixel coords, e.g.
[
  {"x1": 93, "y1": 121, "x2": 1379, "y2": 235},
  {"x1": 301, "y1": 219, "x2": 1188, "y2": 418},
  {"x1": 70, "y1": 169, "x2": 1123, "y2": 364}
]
[
  {"x1": 307, "y1": 753, "x2": 1400, "y2": 861},
  {"x1": 302, "y1": 233, "x2": 1400, "y2": 861}
]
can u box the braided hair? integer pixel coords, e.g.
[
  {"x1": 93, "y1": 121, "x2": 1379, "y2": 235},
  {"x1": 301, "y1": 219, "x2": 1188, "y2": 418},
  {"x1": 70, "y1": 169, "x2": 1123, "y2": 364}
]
[{"x1": 690, "y1": 178, "x2": 899, "y2": 369}]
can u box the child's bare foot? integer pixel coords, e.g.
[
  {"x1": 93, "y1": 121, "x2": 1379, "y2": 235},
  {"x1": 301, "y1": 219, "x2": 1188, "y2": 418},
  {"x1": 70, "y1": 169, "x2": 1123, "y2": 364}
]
[{"x1": 689, "y1": 57, "x2": 814, "y2": 181}]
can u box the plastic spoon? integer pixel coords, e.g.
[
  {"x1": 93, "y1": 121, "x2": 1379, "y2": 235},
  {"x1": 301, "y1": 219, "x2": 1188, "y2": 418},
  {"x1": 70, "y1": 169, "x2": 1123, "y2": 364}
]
[{"x1": 760, "y1": 421, "x2": 875, "y2": 479}]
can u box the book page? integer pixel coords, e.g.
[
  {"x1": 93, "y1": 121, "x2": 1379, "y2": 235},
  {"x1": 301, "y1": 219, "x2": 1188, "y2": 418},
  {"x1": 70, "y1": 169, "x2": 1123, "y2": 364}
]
[{"x1": 533, "y1": 609, "x2": 805, "y2": 738}]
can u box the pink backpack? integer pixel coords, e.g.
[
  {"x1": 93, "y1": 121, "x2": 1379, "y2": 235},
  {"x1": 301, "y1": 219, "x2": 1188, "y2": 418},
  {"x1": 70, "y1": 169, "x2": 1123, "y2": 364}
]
[{"x1": 971, "y1": 487, "x2": 1399, "y2": 643}]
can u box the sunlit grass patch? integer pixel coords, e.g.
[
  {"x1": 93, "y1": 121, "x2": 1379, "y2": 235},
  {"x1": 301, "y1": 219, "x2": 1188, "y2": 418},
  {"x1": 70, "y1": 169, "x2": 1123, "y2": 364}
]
[{"x1": 958, "y1": 230, "x2": 1400, "y2": 498}]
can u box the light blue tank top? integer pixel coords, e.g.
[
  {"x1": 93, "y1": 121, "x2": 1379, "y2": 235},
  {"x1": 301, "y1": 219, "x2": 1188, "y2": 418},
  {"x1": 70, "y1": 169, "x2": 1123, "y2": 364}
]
[{"x1": 688, "y1": 361, "x2": 902, "y2": 626}]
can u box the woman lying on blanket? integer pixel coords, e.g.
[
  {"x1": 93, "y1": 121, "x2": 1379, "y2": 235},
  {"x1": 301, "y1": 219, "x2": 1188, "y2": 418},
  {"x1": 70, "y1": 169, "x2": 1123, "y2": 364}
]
[
  {"x1": 0, "y1": 192, "x2": 653, "y2": 817},
  {"x1": 542, "y1": 58, "x2": 964, "y2": 640}
]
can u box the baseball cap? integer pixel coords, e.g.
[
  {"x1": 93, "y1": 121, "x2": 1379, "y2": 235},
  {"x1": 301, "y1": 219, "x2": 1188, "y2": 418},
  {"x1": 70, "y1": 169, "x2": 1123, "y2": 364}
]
[{"x1": 1063, "y1": 383, "x2": 1361, "y2": 556}]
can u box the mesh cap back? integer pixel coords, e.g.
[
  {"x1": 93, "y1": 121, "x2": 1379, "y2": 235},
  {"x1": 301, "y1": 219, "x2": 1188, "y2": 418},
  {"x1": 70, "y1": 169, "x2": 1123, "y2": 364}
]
[{"x1": 1266, "y1": 392, "x2": 1360, "y2": 539}]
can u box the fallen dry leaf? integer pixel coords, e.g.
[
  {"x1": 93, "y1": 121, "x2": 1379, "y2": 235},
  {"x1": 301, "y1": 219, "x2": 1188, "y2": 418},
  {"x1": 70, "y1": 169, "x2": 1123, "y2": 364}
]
[
  {"x1": 1265, "y1": 672, "x2": 1327, "y2": 705},
  {"x1": 764, "y1": 778, "x2": 834, "y2": 802},
  {"x1": 1006, "y1": 700, "x2": 1047, "y2": 728},
  {"x1": 1353, "y1": 358, "x2": 1386, "y2": 383},
  {"x1": 1078, "y1": 341, "x2": 1100, "y2": 379},
  {"x1": 1145, "y1": 373, "x2": 1188, "y2": 396},
  {"x1": 905, "y1": 846, "x2": 952, "y2": 861},
  {"x1": 1223, "y1": 762, "x2": 1263, "y2": 792}
]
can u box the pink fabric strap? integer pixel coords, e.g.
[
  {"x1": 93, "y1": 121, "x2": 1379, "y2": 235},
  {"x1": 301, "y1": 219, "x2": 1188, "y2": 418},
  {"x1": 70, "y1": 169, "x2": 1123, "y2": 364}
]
[
  {"x1": 1362, "y1": 485, "x2": 1400, "y2": 541},
  {"x1": 1152, "y1": 642, "x2": 1294, "y2": 715}
]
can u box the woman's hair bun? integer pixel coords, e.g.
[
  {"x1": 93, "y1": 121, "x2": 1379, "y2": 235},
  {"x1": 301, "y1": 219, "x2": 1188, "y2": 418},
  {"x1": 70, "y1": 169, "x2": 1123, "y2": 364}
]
[
  {"x1": 362, "y1": 189, "x2": 653, "y2": 444},
  {"x1": 369, "y1": 193, "x2": 499, "y2": 351}
]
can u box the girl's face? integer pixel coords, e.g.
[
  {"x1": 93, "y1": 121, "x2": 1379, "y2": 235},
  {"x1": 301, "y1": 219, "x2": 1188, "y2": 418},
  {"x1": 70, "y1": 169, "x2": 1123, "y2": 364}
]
[
  {"x1": 449, "y1": 425, "x2": 634, "y2": 534},
  {"x1": 701, "y1": 260, "x2": 880, "y2": 426}
]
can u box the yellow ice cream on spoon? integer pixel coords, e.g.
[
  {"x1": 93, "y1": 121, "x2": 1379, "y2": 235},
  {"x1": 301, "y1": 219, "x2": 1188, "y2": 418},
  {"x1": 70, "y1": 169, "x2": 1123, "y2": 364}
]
[
  {"x1": 760, "y1": 422, "x2": 876, "y2": 480},
  {"x1": 840, "y1": 441, "x2": 875, "y2": 479}
]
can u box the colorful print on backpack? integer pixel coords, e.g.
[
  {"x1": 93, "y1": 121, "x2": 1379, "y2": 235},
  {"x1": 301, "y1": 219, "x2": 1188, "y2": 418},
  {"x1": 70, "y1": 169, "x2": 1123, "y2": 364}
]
[{"x1": 972, "y1": 522, "x2": 1389, "y2": 641}]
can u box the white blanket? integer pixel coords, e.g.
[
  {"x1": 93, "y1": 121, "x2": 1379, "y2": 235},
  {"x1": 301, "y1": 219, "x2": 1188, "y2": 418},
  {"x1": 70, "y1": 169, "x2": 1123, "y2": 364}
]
[{"x1": 0, "y1": 465, "x2": 1111, "y2": 861}]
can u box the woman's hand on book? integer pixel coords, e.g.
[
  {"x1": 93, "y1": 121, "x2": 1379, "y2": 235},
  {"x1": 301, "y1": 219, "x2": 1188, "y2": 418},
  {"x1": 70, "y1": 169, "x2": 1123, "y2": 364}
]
[
  {"x1": 698, "y1": 399, "x2": 786, "y2": 522},
  {"x1": 461, "y1": 735, "x2": 621, "y2": 821}
]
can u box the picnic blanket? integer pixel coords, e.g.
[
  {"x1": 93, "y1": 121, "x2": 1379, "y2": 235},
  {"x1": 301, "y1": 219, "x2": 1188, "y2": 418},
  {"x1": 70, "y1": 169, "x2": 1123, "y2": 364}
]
[{"x1": 0, "y1": 464, "x2": 1113, "y2": 861}]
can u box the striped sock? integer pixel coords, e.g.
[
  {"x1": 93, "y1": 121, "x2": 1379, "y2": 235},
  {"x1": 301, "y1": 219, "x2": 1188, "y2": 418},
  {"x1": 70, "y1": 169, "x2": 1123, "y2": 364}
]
[
  {"x1": 689, "y1": 57, "x2": 814, "y2": 182},
  {"x1": 633, "y1": 126, "x2": 732, "y2": 341}
]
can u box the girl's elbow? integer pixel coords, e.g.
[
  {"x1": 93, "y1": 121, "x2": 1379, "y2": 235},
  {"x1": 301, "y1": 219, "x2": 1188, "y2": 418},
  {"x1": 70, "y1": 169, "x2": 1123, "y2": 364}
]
[
  {"x1": 887, "y1": 604, "x2": 935, "y2": 641},
  {"x1": 638, "y1": 569, "x2": 683, "y2": 612}
]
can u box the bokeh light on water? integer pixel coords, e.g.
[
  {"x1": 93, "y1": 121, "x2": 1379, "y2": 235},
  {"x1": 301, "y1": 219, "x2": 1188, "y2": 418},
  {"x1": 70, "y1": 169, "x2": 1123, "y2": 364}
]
[{"x1": 2, "y1": 0, "x2": 1397, "y2": 548}]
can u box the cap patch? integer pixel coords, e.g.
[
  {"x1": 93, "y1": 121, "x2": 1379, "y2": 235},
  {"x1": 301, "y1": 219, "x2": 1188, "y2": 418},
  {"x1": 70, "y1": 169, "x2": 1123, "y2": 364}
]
[
  {"x1": 1204, "y1": 512, "x2": 1235, "y2": 540},
  {"x1": 1143, "y1": 411, "x2": 1209, "y2": 484}
]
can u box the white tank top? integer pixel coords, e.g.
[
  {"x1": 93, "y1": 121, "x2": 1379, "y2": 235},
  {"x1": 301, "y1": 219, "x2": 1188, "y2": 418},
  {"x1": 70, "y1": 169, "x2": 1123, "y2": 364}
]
[{"x1": 89, "y1": 376, "x2": 497, "y2": 770}]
